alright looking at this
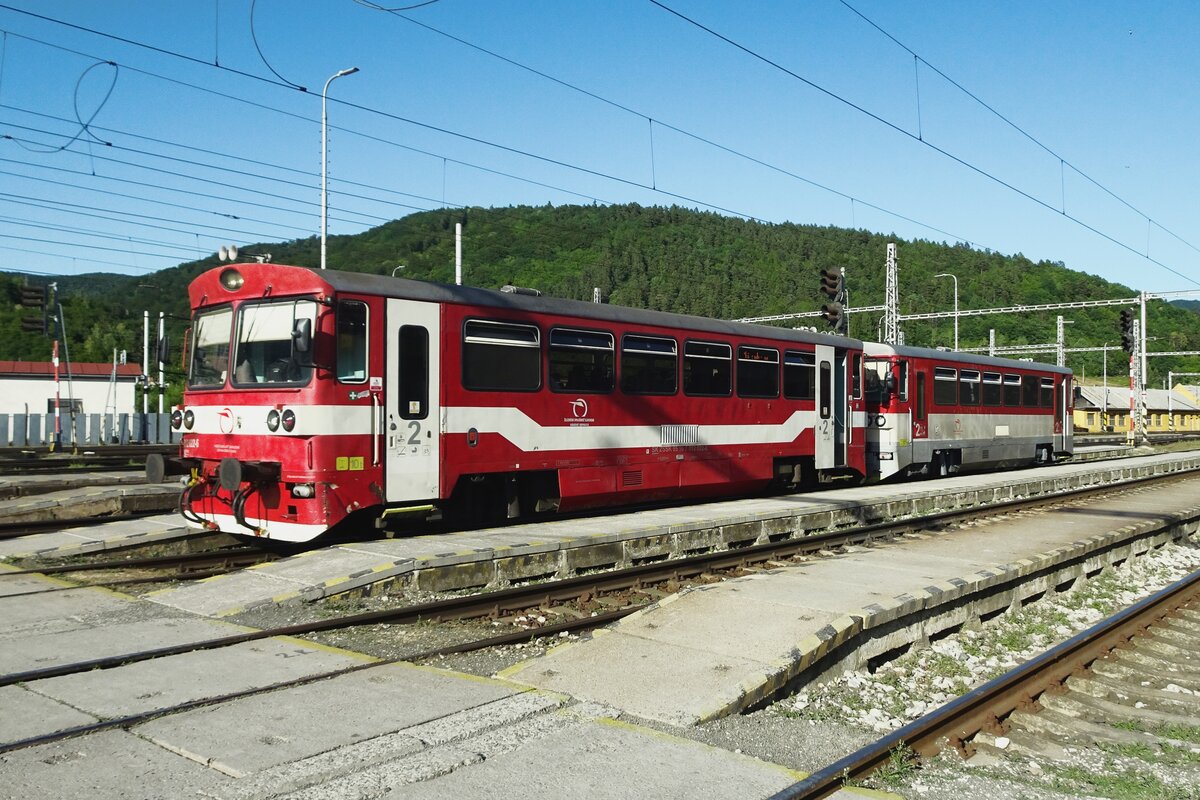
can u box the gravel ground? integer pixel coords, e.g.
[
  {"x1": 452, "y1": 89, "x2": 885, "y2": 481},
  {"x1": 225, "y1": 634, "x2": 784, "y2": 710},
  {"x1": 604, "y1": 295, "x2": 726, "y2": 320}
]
[{"x1": 221, "y1": 535, "x2": 1200, "y2": 800}]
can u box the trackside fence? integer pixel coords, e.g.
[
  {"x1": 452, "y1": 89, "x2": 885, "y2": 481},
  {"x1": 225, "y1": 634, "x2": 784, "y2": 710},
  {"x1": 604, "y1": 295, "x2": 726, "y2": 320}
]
[{"x1": 0, "y1": 413, "x2": 177, "y2": 447}]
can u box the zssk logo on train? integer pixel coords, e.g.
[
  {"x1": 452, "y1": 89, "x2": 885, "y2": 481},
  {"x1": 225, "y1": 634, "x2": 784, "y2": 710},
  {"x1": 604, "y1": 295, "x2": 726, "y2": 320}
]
[{"x1": 217, "y1": 407, "x2": 236, "y2": 434}]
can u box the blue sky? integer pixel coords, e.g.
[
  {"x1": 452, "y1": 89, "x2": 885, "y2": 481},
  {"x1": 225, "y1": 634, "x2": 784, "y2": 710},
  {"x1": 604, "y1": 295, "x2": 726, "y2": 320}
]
[{"x1": 1, "y1": 1, "x2": 1198, "y2": 297}]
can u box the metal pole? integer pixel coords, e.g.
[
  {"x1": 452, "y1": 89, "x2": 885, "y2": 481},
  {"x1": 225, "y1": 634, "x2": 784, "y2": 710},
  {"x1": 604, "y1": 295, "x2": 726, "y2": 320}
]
[
  {"x1": 320, "y1": 67, "x2": 359, "y2": 271},
  {"x1": 934, "y1": 273, "x2": 957, "y2": 351},
  {"x1": 52, "y1": 338, "x2": 61, "y2": 452},
  {"x1": 157, "y1": 311, "x2": 165, "y2": 415}
]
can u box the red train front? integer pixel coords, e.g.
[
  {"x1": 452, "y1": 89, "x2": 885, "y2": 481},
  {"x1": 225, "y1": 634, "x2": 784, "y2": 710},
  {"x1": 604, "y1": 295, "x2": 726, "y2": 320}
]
[{"x1": 153, "y1": 263, "x2": 868, "y2": 542}]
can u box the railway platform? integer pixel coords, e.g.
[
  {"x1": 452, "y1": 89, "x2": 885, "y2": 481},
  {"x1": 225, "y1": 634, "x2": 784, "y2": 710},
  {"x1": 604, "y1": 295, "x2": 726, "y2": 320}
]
[
  {"x1": 0, "y1": 513, "x2": 191, "y2": 561},
  {"x1": 0, "y1": 568, "x2": 887, "y2": 799},
  {"x1": 501, "y1": 469, "x2": 1200, "y2": 726},
  {"x1": 149, "y1": 451, "x2": 1200, "y2": 619},
  {"x1": 0, "y1": 473, "x2": 178, "y2": 526}
]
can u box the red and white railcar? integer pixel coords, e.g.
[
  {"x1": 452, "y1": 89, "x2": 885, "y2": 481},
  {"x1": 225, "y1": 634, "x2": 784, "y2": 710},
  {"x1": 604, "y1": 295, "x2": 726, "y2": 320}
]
[
  {"x1": 862, "y1": 342, "x2": 1073, "y2": 480},
  {"x1": 156, "y1": 263, "x2": 868, "y2": 542}
]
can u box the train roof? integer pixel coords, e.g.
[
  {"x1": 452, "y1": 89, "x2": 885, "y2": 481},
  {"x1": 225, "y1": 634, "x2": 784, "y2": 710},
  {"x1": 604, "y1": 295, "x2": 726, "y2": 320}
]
[
  {"x1": 862, "y1": 341, "x2": 1072, "y2": 375},
  {"x1": 195, "y1": 263, "x2": 864, "y2": 350}
]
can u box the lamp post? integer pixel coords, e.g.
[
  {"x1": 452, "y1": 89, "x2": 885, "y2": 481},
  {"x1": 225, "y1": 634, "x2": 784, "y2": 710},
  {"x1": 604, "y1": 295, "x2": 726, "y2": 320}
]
[
  {"x1": 321, "y1": 66, "x2": 359, "y2": 270},
  {"x1": 933, "y1": 273, "x2": 958, "y2": 351}
]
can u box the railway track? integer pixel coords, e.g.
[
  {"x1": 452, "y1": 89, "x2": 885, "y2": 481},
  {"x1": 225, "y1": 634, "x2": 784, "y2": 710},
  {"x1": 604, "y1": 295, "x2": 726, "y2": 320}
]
[
  {"x1": 769, "y1": 566, "x2": 1200, "y2": 800},
  {"x1": 1, "y1": 467, "x2": 1195, "y2": 758}
]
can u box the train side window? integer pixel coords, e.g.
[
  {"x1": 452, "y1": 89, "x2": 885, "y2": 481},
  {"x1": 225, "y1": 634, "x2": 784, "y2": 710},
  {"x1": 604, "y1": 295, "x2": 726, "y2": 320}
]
[
  {"x1": 982, "y1": 372, "x2": 1002, "y2": 406},
  {"x1": 1003, "y1": 374, "x2": 1021, "y2": 406},
  {"x1": 819, "y1": 361, "x2": 832, "y2": 418},
  {"x1": 621, "y1": 334, "x2": 677, "y2": 395},
  {"x1": 549, "y1": 328, "x2": 614, "y2": 393},
  {"x1": 398, "y1": 325, "x2": 428, "y2": 419},
  {"x1": 1040, "y1": 377, "x2": 1055, "y2": 407},
  {"x1": 462, "y1": 320, "x2": 541, "y2": 392},
  {"x1": 959, "y1": 370, "x2": 981, "y2": 405},
  {"x1": 1022, "y1": 375, "x2": 1039, "y2": 407},
  {"x1": 851, "y1": 354, "x2": 862, "y2": 399},
  {"x1": 784, "y1": 350, "x2": 815, "y2": 400},
  {"x1": 737, "y1": 346, "x2": 779, "y2": 399},
  {"x1": 897, "y1": 360, "x2": 909, "y2": 401},
  {"x1": 933, "y1": 367, "x2": 957, "y2": 405},
  {"x1": 683, "y1": 341, "x2": 732, "y2": 397},
  {"x1": 336, "y1": 300, "x2": 368, "y2": 383},
  {"x1": 916, "y1": 372, "x2": 926, "y2": 420}
]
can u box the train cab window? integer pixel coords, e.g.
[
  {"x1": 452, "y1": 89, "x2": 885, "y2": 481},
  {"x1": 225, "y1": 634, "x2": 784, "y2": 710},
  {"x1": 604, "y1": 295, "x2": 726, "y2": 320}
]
[
  {"x1": 620, "y1": 334, "x2": 677, "y2": 395},
  {"x1": 549, "y1": 328, "x2": 614, "y2": 393},
  {"x1": 959, "y1": 370, "x2": 981, "y2": 406},
  {"x1": 398, "y1": 325, "x2": 428, "y2": 419},
  {"x1": 933, "y1": 367, "x2": 957, "y2": 405},
  {"x1": 336, "y1": 300, "x2": 368, "y2": 383},
  {"x1": 1040, "y1": 377, "x2": 1055, "y2": 407},
  {"x1": 189, "y1": 306, "x2": 233, "y2": 389},
  {"x1": 233, "y1": 299, "x2": 317, "y2": 386},
  {"x1": 737, "y1": 346, "x2": 779, "y2": 399},
  {"x1": 1003, "y1": 374, "x2": 1021, "y2": 406},
  {"x1": 463, "y1": 320, "x2": 541, "y2": 392},
  {"x1": 784, "y1": 350, "x2": 816, "y2": 400},
  {"x1": 982, "y1": 372, "x2": 1002, "y2": 406},
  {"x1": 683, "y1": 341, "x2": 732, "y2": 396},
  {"x1": 1022, "y1": 375, "x2": 1040, "y2": 407}
]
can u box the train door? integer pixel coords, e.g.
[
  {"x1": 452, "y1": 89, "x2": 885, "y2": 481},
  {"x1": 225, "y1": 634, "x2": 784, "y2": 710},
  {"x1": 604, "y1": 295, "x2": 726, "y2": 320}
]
[
  {"x1": 913, "y1": 370, "x2": 928, "y2": 440},
  {"x1": 813, "y1": 344, "x2": 844, "y2": 469},
  {"x1": 1055, "y1": 375, "x2": 1072, "y2": 453},
  {"x1": 385, "y1": 298, "x2": 441, "y2": 502}
]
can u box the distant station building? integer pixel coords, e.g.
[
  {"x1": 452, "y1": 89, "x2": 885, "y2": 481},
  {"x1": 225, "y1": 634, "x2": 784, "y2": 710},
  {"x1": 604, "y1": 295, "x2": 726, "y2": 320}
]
[
  {"x1": 1073, "y1": 384, "x2": 1200, "y2": 434},
  {"x1": 0, "y1": 360, "x2": 142, "y2": 418}
]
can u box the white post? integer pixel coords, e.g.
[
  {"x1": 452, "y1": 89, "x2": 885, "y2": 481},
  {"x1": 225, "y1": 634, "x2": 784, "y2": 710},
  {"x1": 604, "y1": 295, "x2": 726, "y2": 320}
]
[
  {"x1": 934, "y1": 273, "x2": 958, "y2": 351},
  {"x1": 157, "y1": 311, "x2": 165, "y2": 415},
  {"x1": 321, "y1": 67, "x2": 359, "y2": 271},
  {"x1": 142, "y1": 310, "x2": 149, "y2": 419},
  {"x1": 455, "y1": 222, "x2": 463, "y2": 285}
]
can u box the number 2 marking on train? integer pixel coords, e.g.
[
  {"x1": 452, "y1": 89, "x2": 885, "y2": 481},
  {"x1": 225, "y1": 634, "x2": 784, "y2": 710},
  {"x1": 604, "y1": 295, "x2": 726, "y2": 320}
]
[{"x1": 407, "y1": 421, "x2": 422, "y2": 445}]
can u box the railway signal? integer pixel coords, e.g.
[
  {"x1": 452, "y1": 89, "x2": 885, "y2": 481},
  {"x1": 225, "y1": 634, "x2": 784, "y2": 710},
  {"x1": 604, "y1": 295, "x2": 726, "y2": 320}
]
[
  {"x1": 818, "y1": 268, "x2": 847, "y2": 334},
  {"x1": 20, "y1": 285, "x2": 46, "y2": 308},
  {"x1": 1119, "y1": 309, "x2": 1136, "y2": 354}
]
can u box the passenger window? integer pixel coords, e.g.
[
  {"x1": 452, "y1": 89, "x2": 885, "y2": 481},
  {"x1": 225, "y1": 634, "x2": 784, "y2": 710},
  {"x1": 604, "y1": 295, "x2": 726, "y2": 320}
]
[
  {"x1": 1003, "y1": 374, "x2": 1021, "y2": 406},
  {"x1": 933, "y1": 367, "x2": 957, "y2": 405},
  {"x1": 959, "y1": 370, "x2": 981, "y2": 406},
  {"x1": 982, "y1": 372, "x2": 1002, "y2": 406},
  {"x1": 620, "y1": 334, "x2": 677, "y2": 395},
  {"x1": 851, "y1": 354, "x2": 862, "y2": 399},
  {"x1": 1040, "y1": 377, "x2": 1055, "y2": 407},
  {"x1": 737, "y1": 346, "x2": 779, "y2": 399},
  {"x1": 683, "y1": 341, "x2": 732, "y2": 397},
  {"x1": 398, "y1": 325, "x2": 428, "y2": 419},
  {"x1": 336, "y1": 300, "x2": 368, "y2": 383},
  {"x1": 784, "y1": 351, "x2": 815, "y2": 400},
  {"x1": 819, "y1": 361, "x2": 832, "y2": 418},
  {"x1": 1022, "y1": 375, "x2": 1040, "y2": 407},
  {"x1": 549, "y1": 328, "x2": 613, "y2": 393},
  {"x1": 462, "y1": 320, "x2": 540, "y2": 391}
]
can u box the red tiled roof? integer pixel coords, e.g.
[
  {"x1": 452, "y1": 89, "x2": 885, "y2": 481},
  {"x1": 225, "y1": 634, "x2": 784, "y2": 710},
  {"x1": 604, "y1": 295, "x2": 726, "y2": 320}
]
[{"x1": 0, "y1": 361, "x2": 143, "y2": 378}]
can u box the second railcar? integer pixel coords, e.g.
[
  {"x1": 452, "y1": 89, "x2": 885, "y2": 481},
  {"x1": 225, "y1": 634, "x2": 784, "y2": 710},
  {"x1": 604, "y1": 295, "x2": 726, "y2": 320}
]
[{"x1": 862, "y1": 342, "x2": 1073, "y2": 480}]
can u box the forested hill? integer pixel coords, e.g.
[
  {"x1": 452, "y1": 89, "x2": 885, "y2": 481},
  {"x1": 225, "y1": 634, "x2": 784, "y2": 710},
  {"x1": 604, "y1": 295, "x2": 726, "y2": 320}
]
[{"x1": 3, "y1": 203, "x2": 1199, "y2": 394}]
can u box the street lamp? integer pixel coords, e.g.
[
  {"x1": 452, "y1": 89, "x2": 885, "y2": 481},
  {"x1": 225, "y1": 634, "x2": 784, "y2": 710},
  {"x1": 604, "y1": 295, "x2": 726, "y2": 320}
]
[
  {"x1": 321, "y1": 66, "x2": 359, "y2": 270},
  {"x1": 933, "y1": 273, "x2": 958, "y2": 351}
]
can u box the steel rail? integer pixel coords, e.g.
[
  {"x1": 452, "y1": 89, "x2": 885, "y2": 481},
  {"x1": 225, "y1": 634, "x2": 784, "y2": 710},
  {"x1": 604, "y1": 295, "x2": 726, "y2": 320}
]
[{"x1": 768, "y1": 567, "x2": 1200, "y2": 800}]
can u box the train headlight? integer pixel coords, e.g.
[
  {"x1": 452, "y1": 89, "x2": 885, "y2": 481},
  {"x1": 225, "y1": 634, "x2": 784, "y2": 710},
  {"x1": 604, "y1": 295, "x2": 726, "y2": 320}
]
[
  {"x1": 290, "y1": 483, "x2": 315, "y2": 498},
  {"x1": 219, "y1": 268, "x2": 244, "y2": 291},
  {"x1": 171, "y1": 409, "x2": 183, "y2": 430},
  {"x1": 267, "y1": 409, "x2": 281, "y2": 432},
  {"x1": 183, "y1": 410, "x2": 195, "y2": 430},
  {"x1": 281, "y1": 408, "x2": 296, "y2": 432}
]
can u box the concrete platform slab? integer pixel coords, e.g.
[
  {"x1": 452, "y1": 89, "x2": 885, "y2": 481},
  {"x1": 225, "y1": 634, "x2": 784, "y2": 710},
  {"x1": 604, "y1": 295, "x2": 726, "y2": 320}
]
[
  {"x1": 0, "y1": 482, "x2": 179, "y2": 525},
  {"x1": 0, "y1": 513, "x2": 191, "y2": 560},
  {"x1": 0, "y1": 615, "x2": 249, "y2": 675},
  {"x1": 136, "y1": 662, "x2": 522, "y2": 778},
  {"x1": 0, "y1": 584, "x2": 133, "y2": 636},
  {"x1": 0, "y1": 729, "x2": 233, "y2": 800},
  {"x1": 0, "y1": 685, "x2": 97, "y2": 743},
  {"x1": 25, "y1": 638, "x2": 371, "y2": 720}
]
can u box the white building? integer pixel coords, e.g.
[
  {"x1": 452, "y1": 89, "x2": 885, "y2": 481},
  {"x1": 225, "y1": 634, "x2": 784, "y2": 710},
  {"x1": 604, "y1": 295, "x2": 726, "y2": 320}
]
[{"x1": 0, "y1": 360, "x2": 142, "y2": 417}]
